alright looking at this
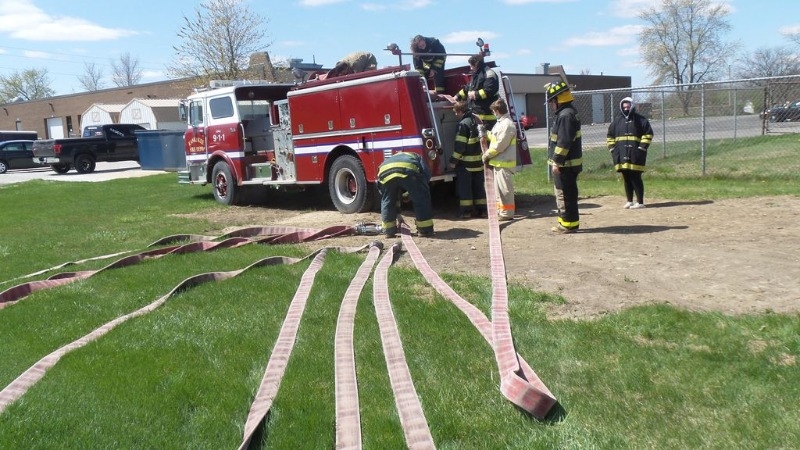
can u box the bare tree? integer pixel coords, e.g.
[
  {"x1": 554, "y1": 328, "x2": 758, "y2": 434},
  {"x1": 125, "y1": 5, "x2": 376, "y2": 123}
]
[
  {"x1": 169, "y1": 0, "x2": 270, "y2": 84},
  {"x1": 0, "y1": 68, "x2": 55, "y2": 102},
  {"x1": 77, "y1": 62, "x2": 106, "y2": 91},
  {"x1": 787, "y1": 32, "x2": 800, "y2": 48},
  {"x1": 111, "y1": 52, "x2": 143, "y2": 87},
  {"x1": 638, "y1": 0, "x2": 739, "y2": 114},
  {"x1": 735, "y1": 46, "x2": 800, "y2": 79}
]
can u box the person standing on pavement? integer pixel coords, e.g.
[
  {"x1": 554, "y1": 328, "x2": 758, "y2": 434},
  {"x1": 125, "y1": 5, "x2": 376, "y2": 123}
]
[
  {"x1": 455, "y1": 54, "x2": 500, "y2": 130},
  {"x1": 449, "y1": 100, "x2": 486, "y2": 218},
  {"x1": 545, "y1": 81, "x2": 582, "y2": 233},
  {"x1": 410, "y1": 35, "x2": 447, "y2": 93},
  {"x1": 480, "y1": 98, "x2": 517, "y2": 221},
  {"x1": 607, "y1": 96, "x2": 653, "y2": 209},
  {"x1": 377, "y1": 151, "x2": 434, "y2": 238}
]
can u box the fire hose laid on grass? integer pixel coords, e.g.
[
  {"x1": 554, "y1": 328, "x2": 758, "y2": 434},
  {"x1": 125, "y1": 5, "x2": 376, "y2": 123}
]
[{"x1": 0, "y1": 173, "x2": 557, "y2": 448}]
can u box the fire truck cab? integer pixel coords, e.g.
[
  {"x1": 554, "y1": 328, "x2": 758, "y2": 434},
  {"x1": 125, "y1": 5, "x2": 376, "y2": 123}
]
[{"x1": 179, "y1": 59, "x2": 530, "y2": 214}]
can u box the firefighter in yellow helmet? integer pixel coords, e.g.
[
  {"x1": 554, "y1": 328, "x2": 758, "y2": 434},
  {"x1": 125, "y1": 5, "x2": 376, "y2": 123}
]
[{"x1": 545, "y1": 81, "x2": 582, "y2": 233}]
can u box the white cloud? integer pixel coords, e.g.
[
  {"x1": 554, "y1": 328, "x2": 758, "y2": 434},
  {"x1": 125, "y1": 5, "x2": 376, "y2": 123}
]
[
  {"x1": 616, "y1": 46, "x2": 640, "y2": 57},
  {"x1": 361, "y1": 0, "x2": 431, "y2": 11},
  {"x1": 564, "y1": 25, "x2": 643, "y2": 47},
  {"x1": 780, "y1": 25, "x2": 800, "y2": 36},
  {"x1": 0, "y1": 0, "x2": 137, "y2": 41},
  {"x1": 608, "y1": 0, "x2": 652, "y2": 18},
  {"x1": 141, "y1": 69, "x2": 164, "y2": 80},
  {"x1": 299, "y1": 0, "x2": 348, "y2": 6},
  {"x1": 442, "y1": 31, "x2": 500, "y2": 45}
]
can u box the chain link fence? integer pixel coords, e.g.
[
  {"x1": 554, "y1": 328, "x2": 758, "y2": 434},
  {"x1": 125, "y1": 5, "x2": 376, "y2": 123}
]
[{"x1": 564, "y1": 75, "x2": 800, "y2": 179}]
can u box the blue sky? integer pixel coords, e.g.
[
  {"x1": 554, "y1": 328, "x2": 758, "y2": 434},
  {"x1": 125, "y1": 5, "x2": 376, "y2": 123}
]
[{"x1": 0, "y1": 0, "x2": 798, "y2": 97}]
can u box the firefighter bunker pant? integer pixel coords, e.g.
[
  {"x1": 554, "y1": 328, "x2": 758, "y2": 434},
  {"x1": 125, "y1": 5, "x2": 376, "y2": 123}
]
[
  {"x1": 456, "y1": 164, "x2": 487, "y2": 217},
  {"x1": 378, "y1": 171, "x2": 433, "y2": 237},
  {"x1": 554, "y1": 169, "x2": 580, "y2": 230}
]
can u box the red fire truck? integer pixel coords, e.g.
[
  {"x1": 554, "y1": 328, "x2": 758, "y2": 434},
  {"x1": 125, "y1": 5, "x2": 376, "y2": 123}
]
[{"x1": 178, "y1": 58, "x2": 530, "y2": 213}]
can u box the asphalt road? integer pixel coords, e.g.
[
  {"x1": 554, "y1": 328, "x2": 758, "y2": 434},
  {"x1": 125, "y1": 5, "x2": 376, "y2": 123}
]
[
  {"x1": 0, "y1": 162, "x2": 165, "y2": 186},
  {"x1": 525, "y1": 113, "x2": 796, "y2": 147}
]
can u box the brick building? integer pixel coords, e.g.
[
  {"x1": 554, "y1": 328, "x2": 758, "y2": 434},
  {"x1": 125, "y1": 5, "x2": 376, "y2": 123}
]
[{"x1": 0, "y1": 78, "x2": 196, "y2": 139}]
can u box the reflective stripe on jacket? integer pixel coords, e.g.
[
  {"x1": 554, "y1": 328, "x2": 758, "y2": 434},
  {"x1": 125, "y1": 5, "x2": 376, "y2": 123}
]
[
  {"x1": 378, "y1": 151, "x2": 430, "y2": 185},
  {"x1": 485, "y1": 114, "x2": 517, "y2": 169},
  {"x1": 607, "y1": 110, "x2": 653, "y2": 172},
  {"x1": 450, "y1": 113, "x2": 484, "y2": 172},
  {"x1": 547, "y1": 103, "x2": 583, "y2": 173},
  {"x1": 455, "y1": 61, "x2": 500, "y2": 118}
]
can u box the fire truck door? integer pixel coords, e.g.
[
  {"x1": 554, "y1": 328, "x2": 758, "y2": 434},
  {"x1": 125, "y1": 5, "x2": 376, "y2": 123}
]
[{"x1": 272, "y1": 101, "x2": 296, "y2": 181}]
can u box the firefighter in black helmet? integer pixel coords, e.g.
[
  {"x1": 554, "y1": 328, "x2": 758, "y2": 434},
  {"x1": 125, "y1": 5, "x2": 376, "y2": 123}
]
[
  {"x1": 545, "y1": 81, "x2": 582, "y2": 233},
  {"x1": 455, "y1": 54, "x2": 500, "y2": 130}
]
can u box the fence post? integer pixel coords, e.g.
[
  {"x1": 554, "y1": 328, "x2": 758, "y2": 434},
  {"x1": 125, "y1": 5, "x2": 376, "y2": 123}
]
[
  {"x1": 661, "y1": 90, "x2": 666, "y2": 159},
  {"x1": 733, "y1": 87, "x2": 738, "y2": 141},
  {"x1": 701, "y1": 82, "x2": 707, "y2": 176}
]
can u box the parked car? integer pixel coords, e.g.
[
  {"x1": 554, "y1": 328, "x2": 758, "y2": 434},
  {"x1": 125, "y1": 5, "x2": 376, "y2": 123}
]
[
  {"x1": 0, "y1": 140, "x2": 40, "y2": 174},
  {"x1": 520, "y1": 113, "x2": 538, "y2": 130},
  {"x1": 765, "y1": 100, "x2": 800, "y2": 122}
]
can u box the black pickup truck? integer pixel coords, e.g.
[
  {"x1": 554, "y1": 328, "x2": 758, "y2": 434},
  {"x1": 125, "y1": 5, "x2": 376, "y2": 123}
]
[{"x1": 32, "y1": 124, "x2": 146, "y2": 174}]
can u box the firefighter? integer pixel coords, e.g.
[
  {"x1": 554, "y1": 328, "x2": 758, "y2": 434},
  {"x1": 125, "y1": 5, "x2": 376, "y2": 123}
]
[
  {"x1": 607, "y1": 96, "x2": 653, "y2": 209},
  {"x1": 456, "y1": 54, "x2": 500, "y2": 130},
  {"x1": 377, "y1": 151, "x2": 434, "y2": 238},
  {"x1": 410, "y1": 35, "x2": 447, "y2": 93},
  {"x1": 480, "y1": 98, "x2": 517, "y2": 221},
  {"x1": 545, "y1": 81, "x2": 583, "y2": 233},
  {"x1": 326, "y1": 51, "x2": 378, "y2": 78},
  {"x1": 449, "y1": 100, "x2": 486, "y2": 218}
]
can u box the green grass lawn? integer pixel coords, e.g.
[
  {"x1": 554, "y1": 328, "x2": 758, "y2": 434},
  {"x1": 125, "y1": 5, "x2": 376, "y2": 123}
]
[{"x1": 1, "y1": 140, "x2": 799, "y2": 449}]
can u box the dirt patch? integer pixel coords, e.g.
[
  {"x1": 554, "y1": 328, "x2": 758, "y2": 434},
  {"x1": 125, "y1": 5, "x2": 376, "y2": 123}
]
[{"x1": 181, "y1": 190, "x2": 800, "y2": 319}]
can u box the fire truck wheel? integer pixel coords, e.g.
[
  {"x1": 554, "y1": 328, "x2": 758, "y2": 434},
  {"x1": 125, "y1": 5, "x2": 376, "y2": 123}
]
[
  {"x1": 211, "y1": 162, "x2": 240, "y2": 205},
  {"x1": 328, "y1": 155, "x2": 373, "y2": 214}
]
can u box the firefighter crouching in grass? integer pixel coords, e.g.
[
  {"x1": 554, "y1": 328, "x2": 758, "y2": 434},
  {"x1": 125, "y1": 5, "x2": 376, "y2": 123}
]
[{"x1": 377, "y1": 152, "x2": 435, "y2": 238}]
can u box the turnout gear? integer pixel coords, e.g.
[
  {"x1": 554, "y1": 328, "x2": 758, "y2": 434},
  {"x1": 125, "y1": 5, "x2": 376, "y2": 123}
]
[
  {"x1": 411, "y1": 35, "x2": 447, "y2": 93},
  {"x1": 456, "y1": 58, "x2": 500, "y2": 129},
  {"x1": 607, "y1": 96, "x2": 654, "y2": 206},
  {"x1": 547, "y1": 88, "x2": 582, "y2": 232},
  {"x1": 450, "y1": 109, "x2": 486, "y2": 217},
  {"x1": 607, "y1": 97, "x2": 653, "y2": 172},
  {"x1": 377, "y1": 152, "x2": 434, "y2": 237},
  {"x1": 483, "y1": 112, "x2": 517, "y2": 219}
]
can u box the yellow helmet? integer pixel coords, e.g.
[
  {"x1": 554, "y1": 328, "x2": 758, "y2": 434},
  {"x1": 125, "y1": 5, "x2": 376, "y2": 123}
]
[{"x1": 544, "y1": 81, "x2": 572, "y2": 102}]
